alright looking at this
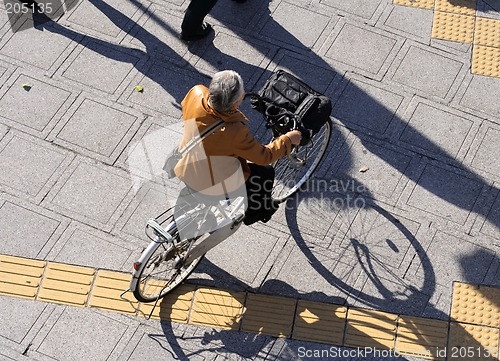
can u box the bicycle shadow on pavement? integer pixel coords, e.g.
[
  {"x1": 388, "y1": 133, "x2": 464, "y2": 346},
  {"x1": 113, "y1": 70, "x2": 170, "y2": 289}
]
[
  {"x1": 280, "y1": 185, "x2": 441, "y2": 315},
  {"x1": 150, "y1": 278, "x2": 347, "y2": 361}
]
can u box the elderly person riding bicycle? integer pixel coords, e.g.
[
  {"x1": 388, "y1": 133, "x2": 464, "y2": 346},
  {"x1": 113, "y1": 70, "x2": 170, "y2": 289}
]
[{"x1": 174, "y1": 70, "x2": 302, "y2": 225}]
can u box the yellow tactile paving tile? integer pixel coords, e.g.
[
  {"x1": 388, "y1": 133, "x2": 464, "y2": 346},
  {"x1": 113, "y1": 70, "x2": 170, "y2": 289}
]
[
  {"x1": 0, "y1": 255, "x2": 45, "y2": 299},
  {"x1": 393, "y1": 0, "x2": 435, "y2": 10},
  {"x1": 472, "y1": 45, "x2": 500, "y2": 78},
  {"x1": 451, "y1": 282, "x2": 500, "y2": 328},
  {"x1": 292, "y1": 300, "x2": 347, "y2": 344},
  {"x1": 139, "y1": 284, "x2": 196, "y2": 323},
  {"x1": 395, "y1": 316, "x2": 449, "y2": 360},
  {"x1": 448, "y1": 322, "x2": 500, "y2": 360},
  {"x1": 345, "y1": 308, "x2": 398, "y2": 349},
  {"x1": 37, "y1": 262, "x2": 95, "y2": 307},
  {"x1": 240, "y1": 293, "x2": 296, "y2": 337},
  {"x1": 435, "y1": 0, "x2": 477, "y2": 16},
  {"x1": 88, "y1": 270, "x2": 138, "y2": 315},
  {"x1": 189, "y1": 288, "x2": 245, "y2": 330},
  {"x1": 474, "y1": 17, "x2": 500, "y2": 48},
  {"x1": 432, "y1": 11, "x2": 475, "y2": 43},
  {"x1": 5, "y1": 254, "x2": 500, "y2": 357}
]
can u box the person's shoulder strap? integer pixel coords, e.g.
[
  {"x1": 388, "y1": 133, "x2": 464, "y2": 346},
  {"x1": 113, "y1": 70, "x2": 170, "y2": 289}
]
[{"x1": 179, "y1": 120, "x2": 224, "y2": 154}]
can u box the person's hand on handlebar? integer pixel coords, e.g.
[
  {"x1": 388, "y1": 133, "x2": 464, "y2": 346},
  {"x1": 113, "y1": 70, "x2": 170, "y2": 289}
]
[{"x1": 285, "y1": 130, "x2": 302, "y2": 145}]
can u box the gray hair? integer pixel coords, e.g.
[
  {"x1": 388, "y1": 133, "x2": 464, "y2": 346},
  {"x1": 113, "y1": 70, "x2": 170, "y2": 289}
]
[{"x1": 208, "y1": 70, "x2": 245, "y2": 113}]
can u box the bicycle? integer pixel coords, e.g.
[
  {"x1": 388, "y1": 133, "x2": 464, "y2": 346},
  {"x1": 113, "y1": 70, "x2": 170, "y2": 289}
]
[{"x1": 129, "y1": 94, "x2": 332, "y2": 303}]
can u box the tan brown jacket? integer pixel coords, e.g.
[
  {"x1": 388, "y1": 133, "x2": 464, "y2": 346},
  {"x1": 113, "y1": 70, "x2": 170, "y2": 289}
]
[{"x1": 174, "y1": 85, "x2": 292, "y2": 195}]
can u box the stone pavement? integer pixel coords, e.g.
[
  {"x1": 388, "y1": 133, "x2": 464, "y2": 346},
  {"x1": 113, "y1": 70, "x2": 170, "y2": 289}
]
[{"x1": 0, "y1": 0, "x2": 499, "y2": 360}]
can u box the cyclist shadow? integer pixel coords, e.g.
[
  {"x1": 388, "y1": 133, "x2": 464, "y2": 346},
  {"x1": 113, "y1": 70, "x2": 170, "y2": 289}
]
[
  {"x1": 153, "y1": 278, "x2": 344, "y2": 360},
  {"x1": 280, "y1": 182, "x2": 444, "y2": 318}
]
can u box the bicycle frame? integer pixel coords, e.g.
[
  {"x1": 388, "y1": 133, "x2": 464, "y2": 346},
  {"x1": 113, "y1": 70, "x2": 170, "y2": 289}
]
[{"x1": 130, "y1": 197, "x2": 246, "y2": 292}]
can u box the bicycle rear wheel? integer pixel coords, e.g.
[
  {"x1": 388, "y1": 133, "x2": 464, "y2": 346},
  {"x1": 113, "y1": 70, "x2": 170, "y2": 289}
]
[
  {"x1": 132, "y1": 236, "x2": 204, "y2": 303},
  {"x1": 272, "y1": 119, "x2": 331, "y2": 202}
]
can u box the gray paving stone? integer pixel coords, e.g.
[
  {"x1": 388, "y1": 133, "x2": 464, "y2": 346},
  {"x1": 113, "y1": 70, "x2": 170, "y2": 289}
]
[
  {"x1": 407, "y1": 164, "x2": 483, "y2": 225},
  {"x1": 194, "y1": 32, "x2": 272, "y2": 87},
  {"x1": 400, "y1": 101, "x2": 476, "y2": 159},
  {"x1": 353, "y1": 274, "x2": 431, "y2": 317},
  {"x1": 126, "y1": 5, "x2": 189, "y2": 63},
  {"x1": 421, "y1": 284, "x2": 454, "y2": 320},
  {"x1": 261, "y1": 2, "x2": 331, "y2": 49},
  {"x1": 459, "y1": 75, "x2": 500, "y2": 120},
  {"x1": 125, "y1": 62, "x2": 208, "y2": 117},
  {"x1": 203, "y1": 226, "x2": 283, "y2": 288},
  {"x1": 416, "y1": 231, "x2": 496, "y2": 287},
  {"x1": 382, "y1": 5, "x2": 433, "y2": 42},
  {"x1": 51, "y1": 96, "x2": 141, "y2": 163},
  {"x1": 484, "y1": 256, "x2": 500, "y2": 287},
  {"x1": 122, "y1": 324, "x2": 206, "y2": 361},
  {"x1": 471, "y1": 127, "x2": 500, "y2": 177},
  {"x1": 271, "y1": 51, "x2": 337, "y2": 94},
  {"x1": 211, "y1": 0, "x2": 261, "y2": 29},
  {"x1": 0, "y1": 71, "x2": 74, "y2": 136},
  {"x1": 430, "y1": 37, "x2": 472, "y2": 56},
  {"x1": 0, "y1": 132, "x2": 73, "y2": 200},
  {"x1": 338, "y1": 206, "x2": 421, "y2": 270},
  {"x1": 35, "y1": 308, "x2": 131, "y2": 361},
  {"x1": 261, "y1": 243, "x2": 356, "y2": 304},
  {"x1": 64, "y1": 0, "x2": 143, "y2": 39},
  {"x1": 390, "y1": 45, "x2": 464, "y2": 99},
  {"x1": 332, "y1": 78, "x2": 405, "y2": 135},
  {"x1": 0, "y1": 18, "x2": 78, "y2": 72},
  {"x1": 325, "y1": 22, "x2": 398, "y2": 75},
  {"x1": 320, "y1": 0, "x2": 383, "y2": 19},
  {"x1": 47, "y1": 222, "x2": 135, "y2": 270},
  {"x1": 0, "y1": 123, "x2": 8, "y2": 141},
  {"x1": 0, "y1": 8, "x2": 20, "y2": 41},
  {"x1": 0, "y1": 201, "x2": 62, "y2": 258},
  {"x1": 0, "y1": 59, "x2": 15, "y2": 86},
  {"x1": 120, "y1": 120, "x2": 184, "y2": 184},
  {"x1": 480, "y1": 191, "x2": 500, "y2": 239},
  {"x1": 331, "y1": 138, "x2": 412, "y2": 201},
  {"x1": 116, "y1": 184, "x2": 173, "y2": 242},
  {"x1": 60, "y1": 40, "x2": 140, "y2": 95},
  {"x1": 0, "y1": 296, "x2": 47, "y2": 344},
  {"x1": 48, "y1": 159, "x2": 132, "y2": 227},
  {"x1": 286, "y1": 191, "x2": 341, "y2": 241},
  {"x1": 477, "y1": 0, "x2": 500, "y2": 19}
]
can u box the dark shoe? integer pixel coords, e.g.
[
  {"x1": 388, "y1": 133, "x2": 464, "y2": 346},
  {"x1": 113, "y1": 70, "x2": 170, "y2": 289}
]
[
  {"x1": 243, "y1": 203, "x2": 279, "y2": 226},
  {"x1": 243, "y1": 213, "x2": 261, "y2": 226},
  {"x1": 180, "y1": 22, "x2": 213, "y2": 41}
]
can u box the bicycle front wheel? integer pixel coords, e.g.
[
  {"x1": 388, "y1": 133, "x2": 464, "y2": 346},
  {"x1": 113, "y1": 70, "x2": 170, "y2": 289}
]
[
  {"x1": 272, "y1": 119, "x2": 332, "y2": 202},
  {"x1": 132, "y1": 237, "x2": 204, "y2": 303}
]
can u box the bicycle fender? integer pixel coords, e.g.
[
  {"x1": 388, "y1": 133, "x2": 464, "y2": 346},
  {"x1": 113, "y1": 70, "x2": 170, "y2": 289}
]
[{"x1": 130, "y1": 240, "x2": 163, "y2": 291}]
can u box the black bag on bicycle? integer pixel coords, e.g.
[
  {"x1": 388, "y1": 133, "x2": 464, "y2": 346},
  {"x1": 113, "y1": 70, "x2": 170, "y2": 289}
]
[{"x1": 250, "y1": 69, "x2": 332, "y2": 136}]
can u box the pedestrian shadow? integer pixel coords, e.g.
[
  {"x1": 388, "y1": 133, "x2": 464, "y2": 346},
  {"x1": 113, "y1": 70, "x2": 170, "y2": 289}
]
[
  {"x1": 26, "y1": 0, "x2": 251, "y2": 112},
  {"x1": 450, "y1": 0, "x2": 500, "y2": 13}
]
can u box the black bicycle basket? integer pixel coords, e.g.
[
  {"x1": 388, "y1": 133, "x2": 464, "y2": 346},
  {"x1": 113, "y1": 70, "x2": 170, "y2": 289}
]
[{"x1": 250, "y1": 69, "x2": 332, "y2": 142}]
